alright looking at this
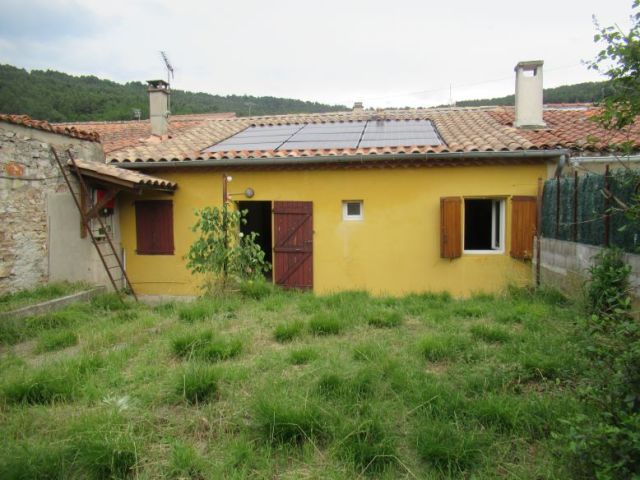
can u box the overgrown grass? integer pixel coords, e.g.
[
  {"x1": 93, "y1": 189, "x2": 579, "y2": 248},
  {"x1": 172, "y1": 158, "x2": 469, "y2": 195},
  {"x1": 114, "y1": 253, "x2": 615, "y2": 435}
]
[
  {"x1": 0, "y1": 281, "x2": 89, "y2": 313},
  {"x1": 0, "y1": 285, "x2": 587, "y2": 478}
]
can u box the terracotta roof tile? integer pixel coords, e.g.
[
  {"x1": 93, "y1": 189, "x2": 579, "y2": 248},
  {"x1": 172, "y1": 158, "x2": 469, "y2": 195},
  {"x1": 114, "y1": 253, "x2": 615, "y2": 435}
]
[
  {"x1": 0, "y1": 114, "x2": 100, "y2": 142},
  {"x1": 97, "y1": 106, "x2": 640, "y2": 164},
  {"x1": 56, "y1": 112, "x2": 236, "y2": 154},
  {"x1": 70, "y1": 158, "x2": 177, "y2": 190}
]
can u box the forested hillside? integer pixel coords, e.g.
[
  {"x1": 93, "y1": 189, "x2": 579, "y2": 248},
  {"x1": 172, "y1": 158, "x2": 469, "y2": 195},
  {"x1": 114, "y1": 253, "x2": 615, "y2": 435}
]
[
  {"x1": 0, "y1": 64, "x2": 346, "y2": 122},
  {"x1": 455, "y1": 81, "x2": 612, "y2": 107}
]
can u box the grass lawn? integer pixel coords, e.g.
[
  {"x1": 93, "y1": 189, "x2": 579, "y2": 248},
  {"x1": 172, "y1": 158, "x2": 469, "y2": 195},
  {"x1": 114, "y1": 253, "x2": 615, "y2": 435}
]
[
  {"x1": 0, "y1": 286, "x2": 587, "y2": 478},
  {"x1": 0, "y1": 281, "x2": 91, "y2": 313}
]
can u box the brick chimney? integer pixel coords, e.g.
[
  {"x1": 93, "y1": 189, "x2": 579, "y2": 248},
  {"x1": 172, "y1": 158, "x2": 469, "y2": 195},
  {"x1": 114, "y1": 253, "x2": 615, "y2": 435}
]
[
  {"x1": 353, "y1": 101, "x2": 364, "y2": 112},
  {"x1": 147, "y1": 79, "x2": 170, "y2": 137},
  {"x1": 514, "y1": 60, "x2": 545, "y2": 129}
]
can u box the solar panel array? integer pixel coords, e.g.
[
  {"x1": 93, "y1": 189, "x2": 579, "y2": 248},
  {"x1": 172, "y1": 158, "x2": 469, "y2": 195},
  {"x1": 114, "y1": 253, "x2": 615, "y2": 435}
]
[{"x1": 203, "y1": 119, "x2": 443, "y2": 153}]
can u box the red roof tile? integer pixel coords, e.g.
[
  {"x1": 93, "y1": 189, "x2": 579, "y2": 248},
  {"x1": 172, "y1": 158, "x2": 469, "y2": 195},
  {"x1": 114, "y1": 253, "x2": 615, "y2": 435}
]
[{"x1": 0, "y1": 114, "x2": 100, "y2": 142}]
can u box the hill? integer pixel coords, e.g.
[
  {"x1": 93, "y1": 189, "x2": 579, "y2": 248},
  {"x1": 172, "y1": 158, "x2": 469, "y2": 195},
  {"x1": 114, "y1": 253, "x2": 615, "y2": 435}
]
[
  {"x1": 0, "y1": 64, "x2": 346, "y2": 122},
  {"x1": 454, "y1": 80, "x2": 613, "y2": 107}
]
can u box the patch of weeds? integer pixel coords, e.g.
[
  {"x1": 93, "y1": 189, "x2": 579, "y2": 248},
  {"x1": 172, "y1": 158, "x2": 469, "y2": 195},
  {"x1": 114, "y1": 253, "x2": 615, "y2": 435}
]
[
  {"x1": 273, "y1": 321, "x2": 305, "y2": 342},
  {"x1": 178, "y1": 301, "x2": 217, "y2": 323},
  {"x1": 419, "y1": 334, "x2": 470, "y2": 362},
  {"x1": 308, "y1": 312, "x2": 344, "y2": 335},
  {"x1": 321, "y1": 291, "x2": 370, "y2": 317},
  {"x1": 297, "y1": 294, "x2": 323, "y2": 314},
  {"x1": 288, "y1": 347, "x2": 318, "y2": 365},
  {"x1": 0, "y1": 281, "x2": 88, "y2": 313},
  {"x1": 470, "y1": 324, "x2": 511, "y2": 343},
  {"x1": 451, "y1": 302, "x2": 486, "y2": 318},
  {"x1": 401, "y1": 292, "x2": 452, "y2": 315},
  {"x1": 153, "y1": 301, "x2": 177, "y2": 315},
  {"x1": 239, "y1": 279, "x2": 274, "y2": 300},
  {"x1": 1, "y1": 354, "x2": 103, "y2": 404},
  {"x1": 175, "y1": 364, "x2": 219, "y2": 404},
  {"x1": 337, "y1": 417, "x2": 397, "y2": 473},
  {"x1": 35, "y1": 330, "x2": 78, "y2": 353},
  {"x1": 168, "y1": 441, "x2": 207, "y2": 479},
  {"x1": 415, "y1": 419, "x2": 488, "y2": 473},
  {"x1": 316, "y1": 370, "x2": 375, "y2": 400},
  {"x1": 172, "y1": 331, "x2": 242, "y2": 362},
  {"x1": 114, "y1": 309, "x2": 139, "y2": 323},
  {"x1": 91, "y1": 292, "x2": 130, "y2": 311},
  {"x1": 352, "y1": 342, "x2": 386, "y2": 362},
  {"x1": 366, "y1": 309, "x2": 403, "y2": 328},
  {"x1": 253, "y1": 395, "x2": 328, "y2": 445}
]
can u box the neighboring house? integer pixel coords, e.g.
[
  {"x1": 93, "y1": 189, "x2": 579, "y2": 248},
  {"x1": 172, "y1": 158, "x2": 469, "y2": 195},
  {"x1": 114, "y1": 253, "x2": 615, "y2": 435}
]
[
  {"x1": 5, "y1": 61, "x2": 640, "y2": 297},
  {"x1": 0, "y1": 114, "x2": 176, "y2": 294}
]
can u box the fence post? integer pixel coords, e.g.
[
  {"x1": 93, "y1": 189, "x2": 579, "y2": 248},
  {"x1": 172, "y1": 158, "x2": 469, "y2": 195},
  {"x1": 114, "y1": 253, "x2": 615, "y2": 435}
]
[
  {"x1": 555, "y1": 174, "x2": 561, "y2": 238},
  {"x1": 573, "y1": 171, "x2": 578, "y2": 242},
  {"x1": 604, "y1": 164, "x2": 610, "y2": 247}
]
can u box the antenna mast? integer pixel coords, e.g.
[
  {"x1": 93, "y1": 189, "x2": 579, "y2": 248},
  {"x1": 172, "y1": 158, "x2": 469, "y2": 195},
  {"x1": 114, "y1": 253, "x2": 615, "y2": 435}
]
[{"x1": 160, "y1": 51, "x2": 174, "y2": 111}]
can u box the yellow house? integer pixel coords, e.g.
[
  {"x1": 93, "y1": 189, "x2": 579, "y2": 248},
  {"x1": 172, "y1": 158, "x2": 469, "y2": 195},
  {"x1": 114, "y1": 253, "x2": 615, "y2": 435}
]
[{"x1": 61, "y1": 61, "x2": 629, "y2": 298}]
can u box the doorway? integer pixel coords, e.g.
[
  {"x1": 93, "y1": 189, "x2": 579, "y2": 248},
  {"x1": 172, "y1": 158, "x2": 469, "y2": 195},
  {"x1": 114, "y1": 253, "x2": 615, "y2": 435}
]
[{"x1": 238, "y1": 201, "x2": 273, "y2": 280}]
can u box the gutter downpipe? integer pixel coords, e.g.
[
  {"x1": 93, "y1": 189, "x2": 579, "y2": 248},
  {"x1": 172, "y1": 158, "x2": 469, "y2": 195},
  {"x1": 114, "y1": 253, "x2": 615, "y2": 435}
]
[{"x1": 113, "y1": 149, "x2": 570, "y2": 170}]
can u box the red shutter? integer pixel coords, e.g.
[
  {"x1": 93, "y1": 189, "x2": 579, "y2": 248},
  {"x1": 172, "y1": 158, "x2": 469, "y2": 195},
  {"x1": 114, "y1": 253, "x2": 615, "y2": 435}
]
[
  {"x1": 440, "y1": 197, "x2": 462, "y2": 259},
  {"x1": 273, "y1": 201, "x2": 313, "y2": 289},
  {"x1": 135, "y1": 200, "x2": 174, "y2": 255},
  {"x1": 510, "y1": 196, "x2": 537, "y2": 260}
]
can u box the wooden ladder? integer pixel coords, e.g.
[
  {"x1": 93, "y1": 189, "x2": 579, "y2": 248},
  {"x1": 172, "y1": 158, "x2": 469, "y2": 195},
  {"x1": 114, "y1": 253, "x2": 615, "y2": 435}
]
[{"x1": 51, "y1": 147, "x2": 137, "y2": 301}]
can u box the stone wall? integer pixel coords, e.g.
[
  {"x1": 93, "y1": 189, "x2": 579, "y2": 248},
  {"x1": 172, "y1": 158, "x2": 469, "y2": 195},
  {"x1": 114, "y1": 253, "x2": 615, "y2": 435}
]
[
  {"x1": 534, "y1": 237, "x2": 640, "y2": 301},
  {"x1": 0, "y1": 122, "x2": 109, "y2": 294}
]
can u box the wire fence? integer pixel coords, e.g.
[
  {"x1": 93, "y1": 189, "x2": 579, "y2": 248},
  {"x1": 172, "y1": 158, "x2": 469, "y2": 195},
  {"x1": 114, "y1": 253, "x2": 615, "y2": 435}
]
[{"x1": 541, "y1": 168, "x2": 640, "y2": 253}]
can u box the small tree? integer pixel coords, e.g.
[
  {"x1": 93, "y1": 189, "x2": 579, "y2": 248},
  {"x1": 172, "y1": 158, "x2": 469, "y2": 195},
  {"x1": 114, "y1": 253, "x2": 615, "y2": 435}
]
[{"x1": 185, "y1": 205, "x2": 270, "y2": 294}]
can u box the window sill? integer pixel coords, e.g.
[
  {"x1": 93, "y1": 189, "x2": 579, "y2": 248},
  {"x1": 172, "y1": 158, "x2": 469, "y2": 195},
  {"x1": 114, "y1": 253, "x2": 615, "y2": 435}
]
[{"x1": 463, "y1": 249, "x2": 505, "y2": 255}]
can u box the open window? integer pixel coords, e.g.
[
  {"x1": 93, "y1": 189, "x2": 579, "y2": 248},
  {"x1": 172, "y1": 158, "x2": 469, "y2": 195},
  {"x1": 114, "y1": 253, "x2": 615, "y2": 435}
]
[
  {"x1": 464, "y1": 199, "x2": 505, "y2": 253},
  {"x1": 135, "y1": 200, "x2": 174, "y2": 255}
]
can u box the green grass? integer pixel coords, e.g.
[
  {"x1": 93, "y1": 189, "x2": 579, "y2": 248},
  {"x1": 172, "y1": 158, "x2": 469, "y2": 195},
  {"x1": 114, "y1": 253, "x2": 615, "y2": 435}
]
[
  {"x1": 0, "y1": 281, "x2": 89, "y2": 313},
  {"x1": 35, "y1": 330, "x2": 78, "y2": 353},
  {"x1": 0, "y1": 285, "x2": 588, "y2": 478}
]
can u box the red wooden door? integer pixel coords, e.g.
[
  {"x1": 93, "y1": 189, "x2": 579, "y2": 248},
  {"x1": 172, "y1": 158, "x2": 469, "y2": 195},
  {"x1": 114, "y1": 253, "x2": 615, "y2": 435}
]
[{"x1": 273, "y1": 201, "x2": 313, "y2": 289}]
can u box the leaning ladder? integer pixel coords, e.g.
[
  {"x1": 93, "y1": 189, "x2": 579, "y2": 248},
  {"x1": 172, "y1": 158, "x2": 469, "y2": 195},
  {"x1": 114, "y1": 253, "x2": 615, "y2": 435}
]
[{"x1": 51, "y1": 148, "x2": 137, "y2": 301}]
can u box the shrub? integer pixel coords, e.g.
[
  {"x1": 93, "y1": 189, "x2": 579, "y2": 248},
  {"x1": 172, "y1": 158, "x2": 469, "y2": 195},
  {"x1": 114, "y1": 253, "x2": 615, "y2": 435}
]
[
  {"x1": 172, "y1": 331, "x2": 242, "y2": 362},
  {"x1": 366, "y1": 309, "x2": 403, "y2": 328},
  {"x1": 419, "y1": 334, "x2": 469, "y2": 362},
  {"x1": 178, "y1": 302, "x2": 216, "y2": 323},
  {"x1": 253, "y1": 396, "x2": 327, "y2": 445},
  {"x1": 308, "y1": 313, "x2": 344, "y2": 335},
  {"x1": 239, "y1": 279, "x2": 274, "y2": 300},
  {"x1": 273, "y1": 321, "x2": 304, "y2": 342},
  {"x1": 470, "y1": 324, "x2": 510, "y2": 343},
  {"x1": 288, "y1": 347, "x2": 317, "y2": 365},
  {"x1": 35, "y1": 330, "x2": 78, "y2": 353},
  {"x1": 176, "y1": 365, "x2": 219, "y2": 404}
]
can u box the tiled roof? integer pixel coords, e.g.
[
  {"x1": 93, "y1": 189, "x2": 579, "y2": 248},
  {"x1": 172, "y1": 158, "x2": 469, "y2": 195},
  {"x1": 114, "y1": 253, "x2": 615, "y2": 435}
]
[
  {"x1": 70, "y1": 158, "x2": 177, "y2": 190},
  {"x1": 0, "y1": 114, "x2": 100, "y2": 142},
  {"x1": 107, "y1": 106, "x2": 640, "y2": 164},
  {"x1": 56, "y1": 112, "x2": 235, "y2": 154}
]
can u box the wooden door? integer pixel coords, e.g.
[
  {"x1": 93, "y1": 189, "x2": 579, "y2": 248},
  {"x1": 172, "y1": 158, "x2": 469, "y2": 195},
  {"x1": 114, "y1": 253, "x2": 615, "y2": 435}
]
[{"x1": 273, "y1": 201, "x2": 313, "y2": 289}]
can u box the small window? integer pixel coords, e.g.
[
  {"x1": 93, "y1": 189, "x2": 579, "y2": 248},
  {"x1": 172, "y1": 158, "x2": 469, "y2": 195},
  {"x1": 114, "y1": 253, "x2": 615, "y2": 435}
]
[
  {"x1": 342, "y1": 200, "x2": 363, "y2": 221},
  {"x1": 135, "y1": 200, "x2": 174, "y2": 255},
  {"x1": 464, "y1": 199, "x2": 504, "y2": 253}
]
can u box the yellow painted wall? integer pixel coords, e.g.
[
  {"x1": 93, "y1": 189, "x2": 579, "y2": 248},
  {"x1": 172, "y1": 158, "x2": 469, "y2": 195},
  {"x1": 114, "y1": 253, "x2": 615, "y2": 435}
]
[{"x1": 118, "y1": 163, "x2": 546, "y2": 297}]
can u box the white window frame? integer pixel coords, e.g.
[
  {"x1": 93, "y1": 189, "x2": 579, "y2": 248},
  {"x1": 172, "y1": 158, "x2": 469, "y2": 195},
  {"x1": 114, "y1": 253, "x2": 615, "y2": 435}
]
[
  {"x1": 342, "y1": 200, "x2": 363, "y2": 221},
  {"x1": 463, "y1": 198, "x2": 505, "y2": 255}
]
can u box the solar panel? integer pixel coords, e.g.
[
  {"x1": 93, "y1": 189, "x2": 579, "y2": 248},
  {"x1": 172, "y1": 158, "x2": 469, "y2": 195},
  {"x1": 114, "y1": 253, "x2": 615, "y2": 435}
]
[{"x1": 202, "y1": 119, "x2": 443, "y2": 153}]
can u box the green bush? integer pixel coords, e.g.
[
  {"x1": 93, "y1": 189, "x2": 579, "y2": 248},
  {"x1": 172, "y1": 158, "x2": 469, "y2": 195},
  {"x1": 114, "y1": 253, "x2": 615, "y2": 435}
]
[{"x1": 239, "y1": 279, "x2": 274, "y2": 300}]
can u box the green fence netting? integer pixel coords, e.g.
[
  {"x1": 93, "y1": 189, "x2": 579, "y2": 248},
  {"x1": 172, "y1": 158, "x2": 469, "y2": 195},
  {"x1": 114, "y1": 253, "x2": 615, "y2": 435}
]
[{"x1": 541, "y1": 170, "x2": 640, "y2": 253}]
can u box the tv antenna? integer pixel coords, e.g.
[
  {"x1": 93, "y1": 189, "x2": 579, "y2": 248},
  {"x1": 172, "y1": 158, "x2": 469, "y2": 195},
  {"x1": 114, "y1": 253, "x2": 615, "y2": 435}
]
[{"x1": 159, "y1": 51, "x2": 174, "y2": 113}]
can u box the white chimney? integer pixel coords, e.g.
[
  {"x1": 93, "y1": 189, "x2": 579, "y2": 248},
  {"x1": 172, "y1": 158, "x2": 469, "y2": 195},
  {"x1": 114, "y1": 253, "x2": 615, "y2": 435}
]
[
  {"x1": 147, "y1": 79, "x2": 170, "y2": 137},
  {"x1": 514, "y1": 60, "x2": 545, "y2": 129}
]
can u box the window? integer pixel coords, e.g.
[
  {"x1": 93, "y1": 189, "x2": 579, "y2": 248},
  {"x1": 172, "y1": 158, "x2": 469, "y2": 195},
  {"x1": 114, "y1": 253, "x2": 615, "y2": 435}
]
[
  {"x1": 342, "y1": 200, "x2": 363, "y2": 221},
  {"x1": 135, "y1": 200, "x2": 174, "y2": 255},
  {"x1": 464, "y1": 199, "x2": 505, "y2": 253}
]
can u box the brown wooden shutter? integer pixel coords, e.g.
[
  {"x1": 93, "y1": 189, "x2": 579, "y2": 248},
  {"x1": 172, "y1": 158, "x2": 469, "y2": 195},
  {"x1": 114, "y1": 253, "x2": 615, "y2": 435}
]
[
  {"x1": 273, "y1": 201, "x2": 313, "y2": 289},
  {"x1": 440, "y1": 197, "x2": 462, "y2": 259},
  {"x1": 135, "y1": 200, "x2": 174, "y2": 255},
  {"x1": 510, "y1": 196, "x2": 537, "y2": 260}
]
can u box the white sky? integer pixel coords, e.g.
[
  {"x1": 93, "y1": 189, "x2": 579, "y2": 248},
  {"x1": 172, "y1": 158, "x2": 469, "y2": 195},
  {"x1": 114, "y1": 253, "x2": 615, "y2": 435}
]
[{"x1": 0, "y1": 0, "x2": 633, "y2": 108}]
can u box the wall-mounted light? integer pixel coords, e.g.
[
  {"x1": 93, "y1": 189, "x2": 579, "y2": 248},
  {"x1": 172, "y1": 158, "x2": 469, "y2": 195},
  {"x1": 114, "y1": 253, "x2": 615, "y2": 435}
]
[{"x1": 244, "y1": 187, "x2": 255, "y2": 198}]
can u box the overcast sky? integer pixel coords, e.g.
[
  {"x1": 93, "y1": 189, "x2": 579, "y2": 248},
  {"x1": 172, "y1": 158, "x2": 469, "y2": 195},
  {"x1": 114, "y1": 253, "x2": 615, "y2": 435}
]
[{"x1": 0, "y1": 0, "x2": 633, "y2": 108}]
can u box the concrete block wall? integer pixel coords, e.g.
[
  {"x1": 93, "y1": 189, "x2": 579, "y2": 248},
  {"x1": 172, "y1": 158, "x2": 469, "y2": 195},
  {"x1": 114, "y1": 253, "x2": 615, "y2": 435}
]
[{"x1": 535, "y1": 237, "x2": 640, "y2": 300}]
